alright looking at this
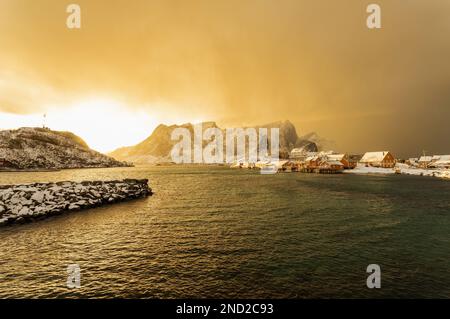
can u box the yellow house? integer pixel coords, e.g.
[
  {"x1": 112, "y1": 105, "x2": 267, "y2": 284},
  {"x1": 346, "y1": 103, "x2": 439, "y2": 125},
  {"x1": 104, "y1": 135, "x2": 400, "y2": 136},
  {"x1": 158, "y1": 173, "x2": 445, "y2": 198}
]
[
  {"x1": 326, "y1": 153, "x2": 356, "y2": 169},
  {"x1": 360, "y1": 151, "x2": 396, "y2": 168}
]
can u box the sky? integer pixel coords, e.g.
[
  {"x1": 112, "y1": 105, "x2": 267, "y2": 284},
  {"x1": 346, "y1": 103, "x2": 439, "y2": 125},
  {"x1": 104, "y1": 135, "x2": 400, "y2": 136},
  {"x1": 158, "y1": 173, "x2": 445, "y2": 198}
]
[{"x1": 0, "y1": 0, "x2": 449, "y2": 157}]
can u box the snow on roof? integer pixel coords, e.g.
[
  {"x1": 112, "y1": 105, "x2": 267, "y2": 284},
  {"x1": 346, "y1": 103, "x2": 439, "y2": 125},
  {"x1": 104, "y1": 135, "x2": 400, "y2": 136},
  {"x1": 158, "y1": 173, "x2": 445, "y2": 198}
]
[
  {"x1": 418, "y1": 156, "x2": 433, "y2": 162},
  {"x1": 433, "y1": 155, "x2": 450, "y2": 160},
  {"x1": 305, "y1": 156, "x2": 319, "y2": 161},
  {"x1": 360, "y1": 151, "x2": 390, "y2": 163},
  {"x1": 434, "y1": 155, "x2": 450, "y2": 164},
  {"x1": 327, "y1": 154, "x2": 346, "y2": 161}
]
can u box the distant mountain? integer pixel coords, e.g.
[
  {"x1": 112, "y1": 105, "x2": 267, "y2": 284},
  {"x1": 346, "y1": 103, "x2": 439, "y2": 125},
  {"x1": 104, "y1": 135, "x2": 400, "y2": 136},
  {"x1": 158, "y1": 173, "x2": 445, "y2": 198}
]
[
  {"x1": 255, "y1": 120, "x2": 319, "y2": 156},
  {"x1": 298, "y1": 132, "x2": 334, "y2": 152},
  {"x1": 109, "y1": 120, "x2": 321, "y2": 163},
  {"x1": 0, "y1": 127, "x2": 128, "y2": 170}
]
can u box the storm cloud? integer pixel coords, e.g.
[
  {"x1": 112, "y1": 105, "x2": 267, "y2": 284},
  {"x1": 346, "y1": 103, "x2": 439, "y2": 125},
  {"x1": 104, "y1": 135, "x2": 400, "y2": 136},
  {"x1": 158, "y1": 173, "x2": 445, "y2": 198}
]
[{"x1": 0, "y1": 0, "x2": 449, "y2": 157}]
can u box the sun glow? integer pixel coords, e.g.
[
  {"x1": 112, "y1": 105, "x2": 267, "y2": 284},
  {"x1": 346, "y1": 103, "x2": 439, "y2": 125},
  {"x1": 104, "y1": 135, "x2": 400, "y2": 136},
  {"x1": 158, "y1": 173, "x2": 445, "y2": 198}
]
[{"x1": 0, "y1": 99, "x2": 157, "y2": 153}]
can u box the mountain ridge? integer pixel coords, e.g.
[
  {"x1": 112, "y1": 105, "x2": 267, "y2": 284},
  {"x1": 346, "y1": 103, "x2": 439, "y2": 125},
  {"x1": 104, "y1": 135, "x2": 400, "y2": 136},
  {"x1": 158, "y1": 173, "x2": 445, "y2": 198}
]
[{"x1": 109, "y1": 120, "x2": 320, "y2": 163}]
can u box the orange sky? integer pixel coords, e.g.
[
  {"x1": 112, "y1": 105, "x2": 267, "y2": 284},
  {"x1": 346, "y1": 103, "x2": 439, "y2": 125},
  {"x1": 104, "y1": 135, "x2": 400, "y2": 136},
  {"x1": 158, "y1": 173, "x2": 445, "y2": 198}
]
[{"x1": 1, "y1": 0, "x2": 450, "y2": 156}]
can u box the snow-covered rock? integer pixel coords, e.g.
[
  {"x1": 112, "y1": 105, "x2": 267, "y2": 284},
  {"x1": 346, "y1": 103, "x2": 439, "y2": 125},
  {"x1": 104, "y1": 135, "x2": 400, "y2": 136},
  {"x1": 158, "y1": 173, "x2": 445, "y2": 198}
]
[
  {"x1": 0, "y1": 127, "x2": 131, "y2": 170},
  {"x1": 30, "y1": 191, "x2": 45, "y2": 203},
  {"x1": 0, "y1": 179, "x2": 152, "y2": 226}
]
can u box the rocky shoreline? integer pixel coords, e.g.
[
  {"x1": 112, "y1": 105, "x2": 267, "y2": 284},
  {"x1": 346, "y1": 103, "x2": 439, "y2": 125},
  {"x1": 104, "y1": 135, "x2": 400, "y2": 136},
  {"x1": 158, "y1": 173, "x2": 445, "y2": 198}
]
[{"x1": 0, "y1": 179, "x2": 152, "y2": 226}]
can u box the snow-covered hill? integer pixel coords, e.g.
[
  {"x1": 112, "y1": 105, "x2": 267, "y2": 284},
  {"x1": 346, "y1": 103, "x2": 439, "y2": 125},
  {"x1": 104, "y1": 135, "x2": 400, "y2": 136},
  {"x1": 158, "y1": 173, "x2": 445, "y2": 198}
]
[{"x1": 0, "y1": 127, "x2": 129, "y2": 170}]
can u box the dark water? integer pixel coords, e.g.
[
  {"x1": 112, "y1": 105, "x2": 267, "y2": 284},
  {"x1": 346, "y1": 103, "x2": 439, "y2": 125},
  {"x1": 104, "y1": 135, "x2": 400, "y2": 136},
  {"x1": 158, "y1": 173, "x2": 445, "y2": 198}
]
[{"x1": 0, "y1": 166, "x2": 449, "y2": 298}]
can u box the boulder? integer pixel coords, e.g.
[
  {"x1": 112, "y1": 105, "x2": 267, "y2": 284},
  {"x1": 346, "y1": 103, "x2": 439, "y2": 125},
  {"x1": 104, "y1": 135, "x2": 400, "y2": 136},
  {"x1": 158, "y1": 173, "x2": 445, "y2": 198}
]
[{"x1": 0, "y1": 179, "x2": 152, "y2": 227}]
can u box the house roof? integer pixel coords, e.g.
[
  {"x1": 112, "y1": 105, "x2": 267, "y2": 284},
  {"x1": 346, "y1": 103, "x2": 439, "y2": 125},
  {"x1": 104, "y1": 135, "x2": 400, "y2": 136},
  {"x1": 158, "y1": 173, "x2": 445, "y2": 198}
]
[
  {"x1": 434, "y1": 155, "x2": 450, "y2": 165},
  {"x1": 360, "y1": 151, "x2": 391, "y2": 162},
  {"x1": 418, "y1": 156, "x2": 433, "y2": 162},
  {"x1": 327, "y1": 154, "x2": 346, "y2": 161},
  {"x1": 324, "y1": 160, "x2": 344, "y2": 166}
]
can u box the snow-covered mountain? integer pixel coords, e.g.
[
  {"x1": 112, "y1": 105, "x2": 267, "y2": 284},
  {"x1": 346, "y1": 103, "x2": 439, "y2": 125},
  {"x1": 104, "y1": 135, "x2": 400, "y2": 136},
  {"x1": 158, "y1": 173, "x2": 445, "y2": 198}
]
[
  {"x1": 109, "y1": 120, "x2": 320, "y2": 163},
  {"x1": 0, "y1": 127, "x2": 128, "y2": 170}
]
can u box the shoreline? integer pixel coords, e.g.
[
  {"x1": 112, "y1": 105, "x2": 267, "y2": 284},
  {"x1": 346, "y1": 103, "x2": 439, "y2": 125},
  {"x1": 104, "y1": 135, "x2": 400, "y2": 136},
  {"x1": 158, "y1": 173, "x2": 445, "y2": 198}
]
[
  {"x1": 0, "y1": 164, "x2": 134, "y2": 173},
  {"x1": 2, "y1": 163, "x2": 449, "y2": 181},
  {"x1": 344, "y1": 165, "x2": 450, "y2": 179},
  {"x1": 0, "y1": 168, "x2": 61, "y2": 172},
  {"x1": 0, "y1": 179, "x2": 152, "y2": 227}
]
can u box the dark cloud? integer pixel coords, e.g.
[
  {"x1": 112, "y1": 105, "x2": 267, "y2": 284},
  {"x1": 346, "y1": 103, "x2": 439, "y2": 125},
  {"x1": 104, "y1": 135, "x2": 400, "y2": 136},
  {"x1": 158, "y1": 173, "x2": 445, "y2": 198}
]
[{"x1": 0, "y1": 0, "x2": 449, "y2": 157}]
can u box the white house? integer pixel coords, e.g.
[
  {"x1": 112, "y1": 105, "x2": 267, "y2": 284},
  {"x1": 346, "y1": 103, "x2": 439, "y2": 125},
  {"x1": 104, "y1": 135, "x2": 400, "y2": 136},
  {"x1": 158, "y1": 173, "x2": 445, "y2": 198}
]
[
  {"x1": 325, "y1": 153, "x2": 356, "y2": 169},
  {"x1": 290, "y1": 149, "x2": 317, "y2": 160},
  {"x1": 418, "y1": 156, "x2": 433, "y2": 168},
  {"x1": 431, "y1": 155, "x2": 450, "y2": 169},
  {"x1": 290, "y1": 148, "x2": 306, "y2": 159}
]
